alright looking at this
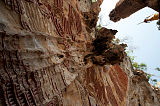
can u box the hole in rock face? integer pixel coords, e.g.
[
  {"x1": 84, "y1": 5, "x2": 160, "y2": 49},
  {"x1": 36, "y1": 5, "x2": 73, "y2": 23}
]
[
  {"x1": 152, "y1": 96, "x2": 154, "y2": 101},
  {"x1": 57, "y1": 54, "x2": 64, "y2": 58}
]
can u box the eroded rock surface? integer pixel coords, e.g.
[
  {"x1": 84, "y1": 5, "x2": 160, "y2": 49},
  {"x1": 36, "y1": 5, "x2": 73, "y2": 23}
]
[
  {"x1": 109, "y1": 0, "x2": 159, "y2": 22},
  {"x1": 0, "y1": 0, "x2": 160, "y2": 106},
  {"x1": 128, "y1": 70, "x2": 160, "y2": 106},
  {"x1": 84, "y1": 28, "x2": 127, "y2": 66}
]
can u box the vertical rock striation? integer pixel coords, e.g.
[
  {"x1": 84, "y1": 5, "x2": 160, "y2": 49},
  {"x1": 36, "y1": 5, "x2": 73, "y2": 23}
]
[{"x1": 0, "y1": 0, "x2": 159, "y2": 106}]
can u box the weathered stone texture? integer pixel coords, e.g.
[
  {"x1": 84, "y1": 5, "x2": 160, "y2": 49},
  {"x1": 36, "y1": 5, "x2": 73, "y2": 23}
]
[
  {"x1": 109, "y1": 0, "x2": 159, "y2": 22},
  {"x1": 128, "y1": 70, "x2": 160, "y2": 106},
  {"x1": 0, "y1": 0, "x2": 160, "y2": 106}
]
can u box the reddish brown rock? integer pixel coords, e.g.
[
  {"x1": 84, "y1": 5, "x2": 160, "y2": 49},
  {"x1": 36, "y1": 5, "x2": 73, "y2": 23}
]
[
  {"x1": 109, "y1": 0, "x2": 159, "y2": 22},
  {"x1": 0, "y1": 0, "x2": 159, "y2": 106}
]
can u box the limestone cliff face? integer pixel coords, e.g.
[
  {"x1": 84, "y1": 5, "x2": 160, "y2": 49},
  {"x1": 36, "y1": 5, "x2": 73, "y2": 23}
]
[{"x1": 0, "y1": 0, "x2": 159, "y2": 106}]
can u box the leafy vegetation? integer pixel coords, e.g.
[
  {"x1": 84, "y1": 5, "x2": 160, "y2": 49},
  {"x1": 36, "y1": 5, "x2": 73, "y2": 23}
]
[
  {"x1": 132, "y1": 62, "x2": 147, "y2": 70},
  {"x1": 127, "y1": 50, "x2": 160, "y2": 88},
  {"x1": 96, "y1": 24, "x2": 102, "y2": 30},
  {"x1": 155, "y1": 67, "x2": 160, "y2": 71},
  {"x1": 92, "y1": 0, "x2": 97, "y2": 2}
]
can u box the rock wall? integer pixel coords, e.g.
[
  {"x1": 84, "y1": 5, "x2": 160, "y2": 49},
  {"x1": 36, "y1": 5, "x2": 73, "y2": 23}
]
[
  {"x1": 0, "y1": 0, "x2": 159, "y2": 106},
  {"x1": 128, "y1": 70, "x2": 160, "y2": 106},
  {"x1": 109, "y1": 0, "x2": 159, "y2": 22}
]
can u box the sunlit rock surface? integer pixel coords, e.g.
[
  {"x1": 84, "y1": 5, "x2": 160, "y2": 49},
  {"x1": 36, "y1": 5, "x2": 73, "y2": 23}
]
[{"x1": 0, "y1": 0, "x2": 159, "y2": 106}]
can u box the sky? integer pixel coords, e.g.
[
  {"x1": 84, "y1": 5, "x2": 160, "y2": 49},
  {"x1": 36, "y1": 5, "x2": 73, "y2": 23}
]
[{"x1": 98, "y1": 0, "x2": 160, "y2": 82}]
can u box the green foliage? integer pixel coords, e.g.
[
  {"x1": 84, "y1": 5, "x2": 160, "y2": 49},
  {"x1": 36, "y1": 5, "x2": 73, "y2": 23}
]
[
  {"x1": 127, "y1": 50, "x2": 147, "y2": 70},
  {"x1": 96, "y1": 24, "x2": 102, "y2": 30},
  {"x1": 139, "y1": 63, "x2": 147, "y2": 70},
  {"x1": 155, "y1": 67, "x2": 160, "y2": 71},
  {"x1": 92, "y1": 0, "x2": 97, "y2": 2},
  {"x1": 132, "y1": 62, "x2": 139, "y2": 69},
  {"x1": 150, "y1": 79, "x2": 158, "y2": 87},
  {"x1": 132, "y1": 62, "x2": 147, "y2": 70},
  {"x1": 152, "y1": 79, "x2": 157, "y2": 82},
  {"x1": 127, "y1": 50, "x2": 159, "y2": 87},
  {"x1": 145, "y1": 73, "x2": 152, "y2": 80},
  {"x1": 145, "y1": 73, "x2": 159, "y2": 87}
]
